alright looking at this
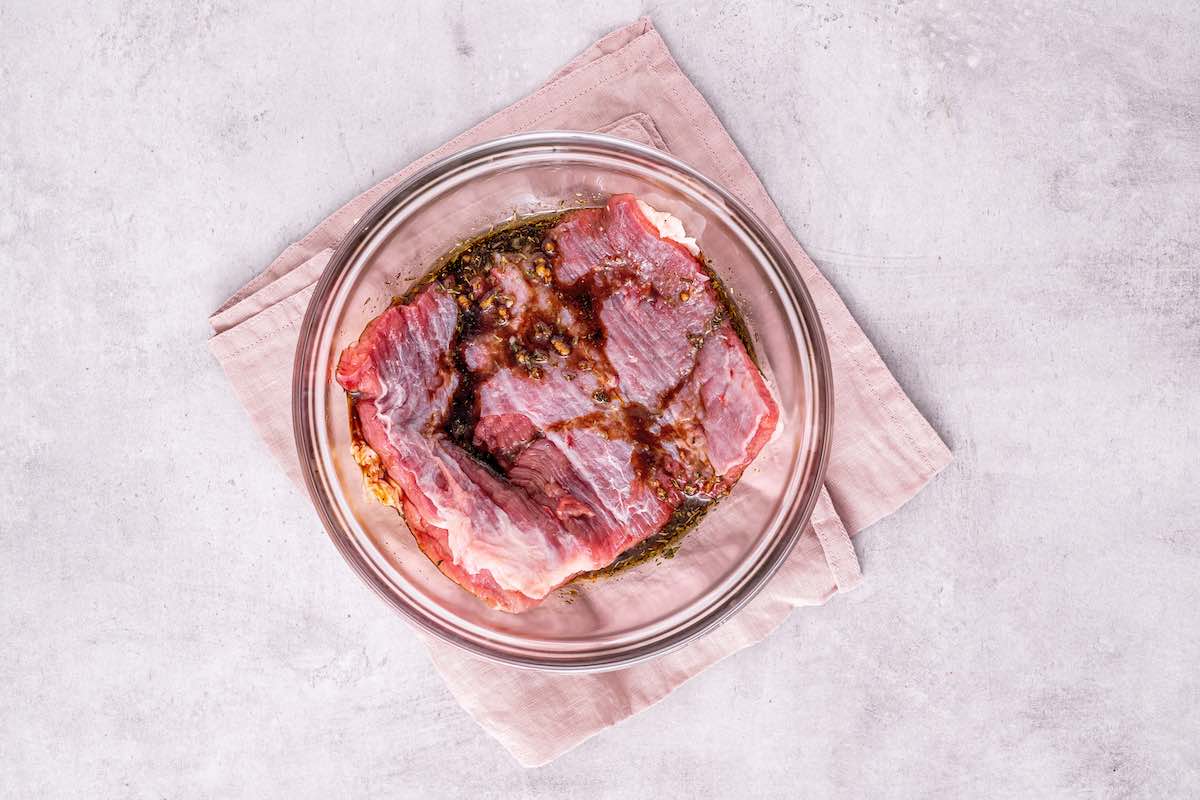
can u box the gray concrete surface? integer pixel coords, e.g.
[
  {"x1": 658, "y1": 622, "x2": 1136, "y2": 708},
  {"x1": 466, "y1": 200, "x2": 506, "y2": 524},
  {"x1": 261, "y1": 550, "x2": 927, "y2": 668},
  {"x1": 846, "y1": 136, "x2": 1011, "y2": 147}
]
[{"x1": 3, "y1": 1, "x2": 1198, "y2": 797}]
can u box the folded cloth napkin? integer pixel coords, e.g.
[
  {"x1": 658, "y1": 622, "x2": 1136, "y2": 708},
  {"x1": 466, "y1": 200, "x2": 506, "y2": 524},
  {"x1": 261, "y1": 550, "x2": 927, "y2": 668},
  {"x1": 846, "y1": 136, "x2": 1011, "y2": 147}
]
[{"x1": 209, "y1": 18, "x2": 951, "y2": 766}]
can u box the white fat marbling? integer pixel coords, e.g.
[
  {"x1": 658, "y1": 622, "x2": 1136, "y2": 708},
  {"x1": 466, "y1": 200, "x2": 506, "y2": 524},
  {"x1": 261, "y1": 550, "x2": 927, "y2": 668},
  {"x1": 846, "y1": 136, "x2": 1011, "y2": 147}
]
[{"x1": 637, "y1": 199, "x2": 701, "y2": 256}]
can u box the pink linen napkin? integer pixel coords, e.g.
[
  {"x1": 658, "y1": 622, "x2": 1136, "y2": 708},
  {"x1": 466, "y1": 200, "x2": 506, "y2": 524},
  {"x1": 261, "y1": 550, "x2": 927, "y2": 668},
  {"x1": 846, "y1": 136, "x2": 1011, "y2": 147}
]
[{"x1": 208, "y1": 18, "x2": 950, "y2": 766}]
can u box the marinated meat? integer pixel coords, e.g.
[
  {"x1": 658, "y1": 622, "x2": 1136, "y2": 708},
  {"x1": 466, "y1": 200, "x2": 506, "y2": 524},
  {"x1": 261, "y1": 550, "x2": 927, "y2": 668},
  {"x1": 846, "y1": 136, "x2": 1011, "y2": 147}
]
[{"x1": 336, "y1": 194, "x2": 778, "y2": 612}]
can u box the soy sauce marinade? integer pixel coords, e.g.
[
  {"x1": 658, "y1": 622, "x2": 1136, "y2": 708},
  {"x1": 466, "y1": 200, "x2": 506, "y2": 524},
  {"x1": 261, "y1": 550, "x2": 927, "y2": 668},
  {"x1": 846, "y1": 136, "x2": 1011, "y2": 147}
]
[{"x1": 371, "y1": 211, "x2": 754, "y2": 581}]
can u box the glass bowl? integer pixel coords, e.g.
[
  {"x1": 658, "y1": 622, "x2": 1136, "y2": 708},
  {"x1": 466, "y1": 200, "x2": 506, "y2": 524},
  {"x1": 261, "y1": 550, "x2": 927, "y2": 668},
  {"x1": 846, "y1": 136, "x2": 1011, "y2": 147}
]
[{"x1": 293, "y1": 132, "x2": 831, "y2": 672}]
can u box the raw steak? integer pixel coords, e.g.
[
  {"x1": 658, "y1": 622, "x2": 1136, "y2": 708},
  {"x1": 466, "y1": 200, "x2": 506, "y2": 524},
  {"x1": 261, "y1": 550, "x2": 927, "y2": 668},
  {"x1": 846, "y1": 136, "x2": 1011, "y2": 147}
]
[{"x1": 336, "y1": 194, "x2": 778, "y2": 612}]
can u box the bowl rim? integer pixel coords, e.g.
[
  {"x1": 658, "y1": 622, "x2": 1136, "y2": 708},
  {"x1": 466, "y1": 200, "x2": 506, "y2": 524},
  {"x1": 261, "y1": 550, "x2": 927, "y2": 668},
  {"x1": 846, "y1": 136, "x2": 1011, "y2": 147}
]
[{"x1": 292, "y1": 130, "x2": 833, "y2": 672}]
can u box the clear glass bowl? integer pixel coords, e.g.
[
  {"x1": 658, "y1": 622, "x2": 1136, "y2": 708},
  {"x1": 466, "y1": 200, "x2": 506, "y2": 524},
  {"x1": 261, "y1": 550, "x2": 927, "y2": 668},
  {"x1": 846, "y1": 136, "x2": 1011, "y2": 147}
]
[{"x1": 293, "y1": 132, "x2": 832, "y2": 671}]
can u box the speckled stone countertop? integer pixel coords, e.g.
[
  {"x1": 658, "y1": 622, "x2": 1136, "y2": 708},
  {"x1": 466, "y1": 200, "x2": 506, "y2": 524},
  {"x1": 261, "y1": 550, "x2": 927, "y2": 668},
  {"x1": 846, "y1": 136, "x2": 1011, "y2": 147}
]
[{"x1": 2, "y1": 2, "x2": 1197, "y2": 797}]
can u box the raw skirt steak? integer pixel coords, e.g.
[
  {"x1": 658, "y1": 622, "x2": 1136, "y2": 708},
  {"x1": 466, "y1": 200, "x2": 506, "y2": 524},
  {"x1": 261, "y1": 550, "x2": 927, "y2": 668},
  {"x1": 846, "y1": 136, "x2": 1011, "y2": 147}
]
[{"x1": 336, "y1": 194, "x2": 778, "y2": 612}]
